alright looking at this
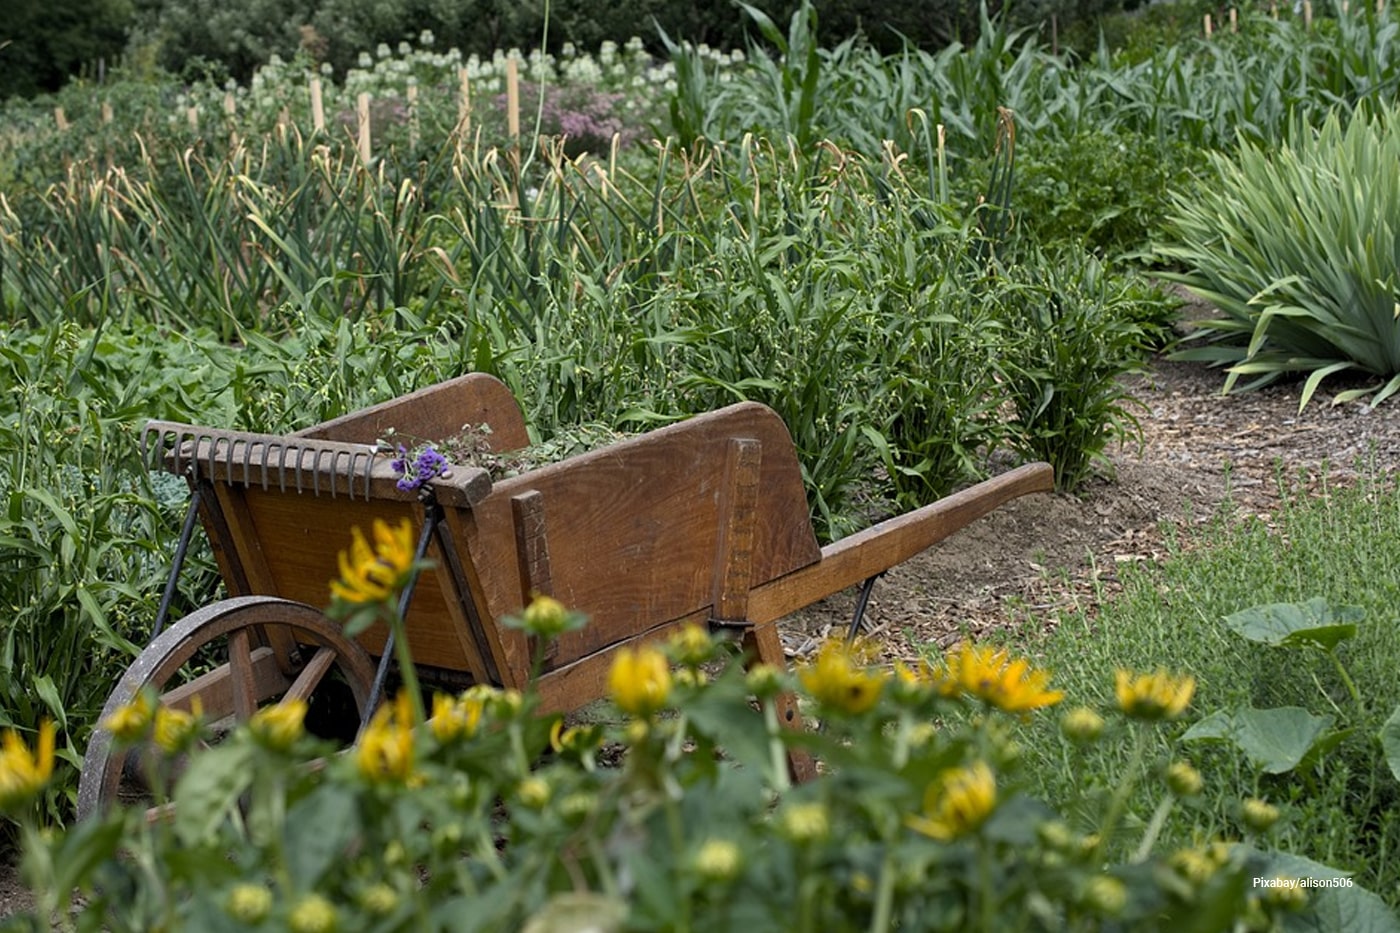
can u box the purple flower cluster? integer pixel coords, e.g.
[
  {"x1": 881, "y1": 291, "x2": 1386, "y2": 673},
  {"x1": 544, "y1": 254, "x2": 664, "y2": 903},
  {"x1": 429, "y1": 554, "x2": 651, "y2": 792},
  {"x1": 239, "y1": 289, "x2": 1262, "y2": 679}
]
[
  {"x1": 496, "y1": 86, "x2": 641, "y2": 158},
  {"x1": 390, "y1": 444, "x2": 449, "y2": 492}
]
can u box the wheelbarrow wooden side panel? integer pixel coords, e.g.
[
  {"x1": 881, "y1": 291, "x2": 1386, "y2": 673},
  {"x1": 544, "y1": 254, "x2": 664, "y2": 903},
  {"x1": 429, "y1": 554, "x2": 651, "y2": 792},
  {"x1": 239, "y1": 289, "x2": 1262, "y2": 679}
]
[
  {"x1": 453, "y1": 401, "x2": 823, "y2": 687},
  {"x1": 296, "y1": 372, "x2": 531, "y2": 451}
]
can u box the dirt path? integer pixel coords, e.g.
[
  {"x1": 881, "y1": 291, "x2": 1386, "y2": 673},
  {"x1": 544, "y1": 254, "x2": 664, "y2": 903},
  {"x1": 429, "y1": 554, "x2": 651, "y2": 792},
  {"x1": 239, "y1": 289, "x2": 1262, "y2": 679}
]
[{"x1": 5, "y1": 345, "x2": 1399, "y2": 918}]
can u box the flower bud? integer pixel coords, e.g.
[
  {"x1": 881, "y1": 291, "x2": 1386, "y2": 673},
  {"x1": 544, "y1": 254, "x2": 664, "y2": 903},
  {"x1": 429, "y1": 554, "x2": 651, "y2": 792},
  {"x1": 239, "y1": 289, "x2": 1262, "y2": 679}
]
[
  {"x1": 692, "y1": 839, "x2": 743, "y2": 882},
  {"x1": 1241, "y1": 798, "x2": 1280, "y2": 834},
  {"x1": 779, "y1": 802, "x2": 831, "y2": 844},
  {"x1": 360, "y1": 884, "x2": 399, "y2": 916},
  {"x1": 1082, "y1": 875, "x2": 1127, "y2": 916},
  {"x1": 1036, "y1": 820, "x2": 1073, "y2": 852},
  {"x1": 289, "y1": 893, "x2": 338, "y2": 933},
  {"x1": 517, "y1": 776, "x2": 551, "y2": 809},
  {"x1": 225, "y1": 884, "x2": 273, "y2": 924},
  {"x1": 1166, "y1": 760, "x2": 1204, "y2": 797},
  {"x1": 1060, "y1": 706, "x2": 1105, "y2": 744}
]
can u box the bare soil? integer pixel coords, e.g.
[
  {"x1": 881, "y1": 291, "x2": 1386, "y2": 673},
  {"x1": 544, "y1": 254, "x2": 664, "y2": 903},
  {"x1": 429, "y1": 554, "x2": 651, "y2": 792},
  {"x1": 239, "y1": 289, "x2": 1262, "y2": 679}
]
[{"x1": 4, "y1": 337, "x2": 1399, "y2": 919}]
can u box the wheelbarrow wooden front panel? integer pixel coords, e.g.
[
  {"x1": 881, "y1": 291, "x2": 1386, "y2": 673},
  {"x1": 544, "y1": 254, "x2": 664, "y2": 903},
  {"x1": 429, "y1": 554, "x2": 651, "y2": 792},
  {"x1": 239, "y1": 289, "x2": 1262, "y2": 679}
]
[
  {"x1": 455, "y1": 402, "x2": 823, "y2": 689},
  {"x1": 218, "y1": 488, "x2": 494, "y2": 681}
]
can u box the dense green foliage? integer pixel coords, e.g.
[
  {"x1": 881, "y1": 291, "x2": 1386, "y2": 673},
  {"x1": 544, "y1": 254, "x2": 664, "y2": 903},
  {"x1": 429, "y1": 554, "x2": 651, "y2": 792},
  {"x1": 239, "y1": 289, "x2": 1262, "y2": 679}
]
[{"x1": 0, "y1": 0, "x2": 133, "y2": 98}]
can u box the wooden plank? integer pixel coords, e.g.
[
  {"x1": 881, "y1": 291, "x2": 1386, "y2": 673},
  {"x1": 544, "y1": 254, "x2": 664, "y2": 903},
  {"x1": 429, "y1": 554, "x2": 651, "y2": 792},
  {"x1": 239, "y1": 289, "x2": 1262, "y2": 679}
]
[
  {"x1": 228, "y1": 628, "x2": 258, "y2": 720},
  {"x1": 298, "y1": 372, "x2": 529, "y2": 451},
  {"x1": 161, "y1": 646, "x2": 289, "y2": 718},
  {"x1": 747, "y1": 463, "x2": 1055, "y2": 624},
  {"x1": 512, "y1": 490, "x2": 558, "y2": 667},
  {"x1": 512, "y1": 491, "x2": 553, "y2": 601},
  {"x1": 432, "y1": 507, "x2": 511, "y2": 686},
  {"x1": 207, "y1": 483, "x2": 304, "y2": 676},
  {"x1": 711, "y1": 438, "x2": 761, "y2": 624},
  {"x1": 284, "y1": 645, "x2": 337, "y2": 704},
  {"x1": 741, "y1": 621, "x2": 817, "y2": 782}
]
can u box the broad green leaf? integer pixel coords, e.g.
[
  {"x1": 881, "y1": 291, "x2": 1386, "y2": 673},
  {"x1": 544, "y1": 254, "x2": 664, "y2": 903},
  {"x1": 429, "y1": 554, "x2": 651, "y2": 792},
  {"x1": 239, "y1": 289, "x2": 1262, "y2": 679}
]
[
  {"x1": 174, "y1": 742, "x2": 256, "y2": 847},
  {"x1": 283, "y1": 784, "x2": 361, "y2": 889},
  {"x1": 1181, "y1": 709, "x2": 1235, "y2": 743},
  {"x1": 1379, "y1": 706, "x2": 1400, "y2": 783},
  {"x1": 1222, "y1": 598, "x2": 1362, "y2": 651},
  {"x1": 1233, "y1": 707, "x2": 1336, "y2": 775},
  {"x1": 1184, "y1": 707, "x2": 1338, "y2": 774}
]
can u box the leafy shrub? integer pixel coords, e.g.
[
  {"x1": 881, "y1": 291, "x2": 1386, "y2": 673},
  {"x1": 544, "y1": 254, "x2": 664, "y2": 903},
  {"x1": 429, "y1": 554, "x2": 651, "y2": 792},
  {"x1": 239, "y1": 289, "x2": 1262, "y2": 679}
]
[
  {"x1": 997, "y1": 249, "x2": 1155, "y2": 491},
  {"x1": 1159, "y1": 104, "x2": 1400, "y2": 409},
  {"x1": 1012, "y1": 127, "x2": 1209, "y2": 259}
]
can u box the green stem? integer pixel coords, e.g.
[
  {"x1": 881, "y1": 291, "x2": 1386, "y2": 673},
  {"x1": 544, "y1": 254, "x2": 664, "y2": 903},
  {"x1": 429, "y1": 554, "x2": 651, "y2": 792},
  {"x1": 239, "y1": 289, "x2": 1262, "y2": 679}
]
[
  {"x1": 389, "y1": 605, "x2": 425, "y2": 725},
  {"x1": 1131, "y1": 794, "x2": 1175, "y2": 863},
  {"x1": 1328, "y1": 650, "x2": 1364, "y2": 718},
  {"x1": 869, "y1": 847, "x2": 897, "y2": 933},
  {"x1": 762, "y1": 699, "x2": 792, "y2": 793},
  {"x1": 978, "y1": 838, "x2": 995, "y2": 933},
  {"x1": 1095, "y1": 724, "x2": 1149, "y2": 862}
]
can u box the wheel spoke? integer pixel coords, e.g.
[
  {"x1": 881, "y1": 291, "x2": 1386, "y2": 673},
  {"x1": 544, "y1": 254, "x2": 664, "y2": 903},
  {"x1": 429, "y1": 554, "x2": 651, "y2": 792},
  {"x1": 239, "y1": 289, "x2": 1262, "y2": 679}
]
[
  {"x1": 284, "y1": 646, "x2": 336, "y2": 704},
  {"x1": 228, "y1": 628, "x2": 258, "y2": 720}
]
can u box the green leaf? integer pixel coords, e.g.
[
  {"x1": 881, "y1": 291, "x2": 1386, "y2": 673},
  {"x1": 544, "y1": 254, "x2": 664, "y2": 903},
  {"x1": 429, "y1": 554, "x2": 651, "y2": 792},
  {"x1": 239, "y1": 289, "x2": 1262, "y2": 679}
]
[
  {"x1": 1184, "y1": 707, "x2": 1339, "y2": 774},
  {"x1": 1182, "y1": 709, "x2": 1236, "y2": 743},
  {"x1": 31, "y1": 675, "x2": 67, "y2": 733},
  {"x1": 1222, "y1": 597, "x2": 1362, "y2": 651},
  {"x1": 174, "y1": 742, "x2": 256, "y2": 847},
  {"x1": 1285, "y1": 884, "x2": 1400, "y2": 933},
  {"x1": 1378, "y1": 705, "x2": 1400, "y2": 782},
  {"x1": 283, "y1": 783, "x2": 360, "y2": 889}
]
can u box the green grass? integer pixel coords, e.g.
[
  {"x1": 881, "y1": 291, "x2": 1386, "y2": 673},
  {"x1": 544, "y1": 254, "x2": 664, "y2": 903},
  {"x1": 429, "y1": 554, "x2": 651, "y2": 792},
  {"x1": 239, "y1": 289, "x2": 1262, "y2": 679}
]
[{"x1": 994, "y1": 463, "x2": 1400, "y2": 903}]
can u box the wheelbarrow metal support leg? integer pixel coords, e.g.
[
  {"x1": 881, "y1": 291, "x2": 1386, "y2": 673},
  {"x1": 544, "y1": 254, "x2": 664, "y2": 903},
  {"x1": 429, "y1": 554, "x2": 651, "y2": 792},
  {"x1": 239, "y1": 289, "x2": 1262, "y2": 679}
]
[
  {"x1": 360, "y1": 499, "x2": 442, "y2": 733},
  {"x1": 152, "y1": 485, "x2": 204, "y2": 640}
]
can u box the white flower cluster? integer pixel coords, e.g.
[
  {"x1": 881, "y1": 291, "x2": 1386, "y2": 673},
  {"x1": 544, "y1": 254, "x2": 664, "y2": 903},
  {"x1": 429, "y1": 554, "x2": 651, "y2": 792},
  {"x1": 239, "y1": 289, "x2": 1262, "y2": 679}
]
[{"x1": 166, "y1": 33, "x2": 747, "y2": 140}]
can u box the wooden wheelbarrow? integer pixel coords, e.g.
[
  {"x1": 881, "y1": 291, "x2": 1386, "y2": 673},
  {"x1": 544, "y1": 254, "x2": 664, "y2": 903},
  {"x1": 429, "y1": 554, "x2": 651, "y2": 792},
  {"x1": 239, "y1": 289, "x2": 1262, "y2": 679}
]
[{"x1": 78, "y1": 373, "x2": 1052, "y2": 814}]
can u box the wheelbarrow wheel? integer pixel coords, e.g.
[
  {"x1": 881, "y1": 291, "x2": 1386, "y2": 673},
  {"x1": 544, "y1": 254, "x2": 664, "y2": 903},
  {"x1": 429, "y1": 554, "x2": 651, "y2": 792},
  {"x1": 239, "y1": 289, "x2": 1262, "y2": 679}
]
[{"x1": 77, "y1": 595, "x2": 375, "y2": 820}]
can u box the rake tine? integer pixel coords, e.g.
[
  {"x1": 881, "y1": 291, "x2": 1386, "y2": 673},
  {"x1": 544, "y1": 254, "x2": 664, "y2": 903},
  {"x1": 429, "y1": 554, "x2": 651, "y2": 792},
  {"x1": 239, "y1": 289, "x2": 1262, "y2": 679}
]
[
  {"x1": 242, "y1": 438, "x2": 257, "y2": 489},
  {"x1": 259, "y1": 441, "x2": 272, "y2": 490}
]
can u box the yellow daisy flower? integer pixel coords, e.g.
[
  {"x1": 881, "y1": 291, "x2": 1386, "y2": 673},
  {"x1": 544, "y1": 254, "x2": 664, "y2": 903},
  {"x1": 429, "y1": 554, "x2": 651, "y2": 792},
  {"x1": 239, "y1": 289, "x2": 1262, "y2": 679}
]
[
  {"x1": 1114, "y1": 668, "x2": 1195, "y2": 721},
  {"x1": 330, "y1": 518, "x2": 415, "y2": 605},
  {"x1": 0, "y1": 720, "x2": 55, "y2": 814},
  {"x1": 102, "y1": 690, "x2": 156, "y2": 744},
  {"x1": 608, "y1": 645, "x2": 672, "y2": 718},
  {"x1": 429, "y1": 692, "x2": 485, "y2": 744},
  {"x1": 907, "y1": 760, "x2": 998, "y2": 841},
  {"x1": 357, "y1": 691, "x2": 417, "y2": 784},
  {"x1": 934, "y1": 643, "x2": 1065, "y2": 714},
  {"x1": 799, "y1": 640, "x2": 887, "y2": 715},
  {"x1": 249, "y1": 700, "x2": 308, "y2": 752}
]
